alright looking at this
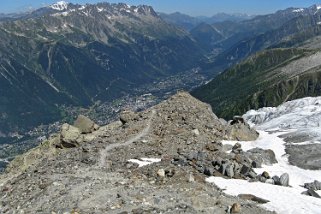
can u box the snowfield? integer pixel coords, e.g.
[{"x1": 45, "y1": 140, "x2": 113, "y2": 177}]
[
  {"x1": 128, "y1": 158, "x2": 161, "y2": 167},
  {"x1": 207, "y1": 97, "x2": 321, "y2": 214},
  {"x1": 207, "y1": 176, "x2": 321, "y2": 214}
]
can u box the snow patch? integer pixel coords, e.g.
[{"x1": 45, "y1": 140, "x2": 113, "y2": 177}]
[
  {"x1": 60, "y1": 11, "x2": 69, "y2": 16},
  {"x1": 292, "y1": 8, "x2": 304, "y2": 13},
  {"x1": 50, "y1": 1, "x2": 68, "y2": 11},
  {"x1": 45, "y1": 80, "x2": 60, "y2": 92},
  {"x1": 128, "y1": 158, "x2": 161, "y2": 167},
  {"x1": 82, "y1": 11, "x2": 90, "y2": 17},
  {"x1": 78, "y1": 5, "x2": 86, "y2": 10},
  {"x1": 97, "y1": 7, "x2": 104, "y2": 12}
]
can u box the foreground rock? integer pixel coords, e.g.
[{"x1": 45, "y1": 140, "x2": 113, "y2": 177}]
[
  {"x1": 73, "y1": 115, "x2": 99, "y2": 134},
  {"x1": 60, "y1": 124, "x2": 82, "y2": 148},
  {"x1": 0, "y1": 92, "x2": 271, "y2": 214}
]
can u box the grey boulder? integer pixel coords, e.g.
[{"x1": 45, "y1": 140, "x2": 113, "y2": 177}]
[{"x1": 279, "y1": 173, "x2": 290, "y2": 186}]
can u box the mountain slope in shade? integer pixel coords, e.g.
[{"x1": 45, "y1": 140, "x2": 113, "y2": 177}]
[
  {"x1": 190, "y1": 23, "x2": 224, "y2": 51},
  {"x1": 159, "y1": 12, "x2": 253, "y2": 31},
  {"x1": 192, "y1": 48, "x2": 321, "y2": 119},
  {"x1": 212, "y1": 12, "x2": 321, "y2": 68},
  {"x1": 0, "y1": 2, "x2": 204, "y2": 133}
]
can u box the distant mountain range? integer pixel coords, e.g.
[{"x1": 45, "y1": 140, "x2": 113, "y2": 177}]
[{"x1": 159, "y1": 12, "x2": 253, "y2": 31}]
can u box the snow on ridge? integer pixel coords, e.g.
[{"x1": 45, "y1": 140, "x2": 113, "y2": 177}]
[
  {"x1": 78, "y1": 5, "x2": 86, "y2": 11},
  {"x1": 50, "y1": 1, "x2": 69, "y2": 11},
  {"x1": 97, "y1": 7, "x2": 104, "y2": 12},
  {"x1": 292, "y1": 8, "x2": 304, "y2": 13}
]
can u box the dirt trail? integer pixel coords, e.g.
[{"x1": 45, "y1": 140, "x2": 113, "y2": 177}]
[{"x1": 99, "y1": 109, "x2": 156, "y2": 167}]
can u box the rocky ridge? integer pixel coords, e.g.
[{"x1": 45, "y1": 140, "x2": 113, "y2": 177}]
[{"x1": 0, "y1": 92, "x2": 275, "y2": 213}]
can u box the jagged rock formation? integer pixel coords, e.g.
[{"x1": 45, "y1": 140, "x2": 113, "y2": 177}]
[{"x1": 0, "y1": 92, "x2": 272, "y2": 214}]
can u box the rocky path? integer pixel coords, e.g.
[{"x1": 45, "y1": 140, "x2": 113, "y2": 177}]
[{"x1": 99, "y1": 109, "x2": 156, "y2": 167}]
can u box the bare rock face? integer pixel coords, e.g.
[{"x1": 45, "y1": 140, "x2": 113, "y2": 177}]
[{"x1": 73, "y1": 115, "x2": 99, "y2": 134}]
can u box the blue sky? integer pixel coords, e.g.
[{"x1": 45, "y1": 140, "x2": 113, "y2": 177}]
[{"x1": 1, "y1": 0, "x2": 321, "y2": 16}]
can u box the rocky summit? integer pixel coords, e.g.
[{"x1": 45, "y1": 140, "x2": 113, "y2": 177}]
[{"x1": 0, "y1": 92, "x2": 272, "y2": 214}]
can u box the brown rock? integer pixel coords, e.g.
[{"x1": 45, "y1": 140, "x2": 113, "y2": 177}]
[
  {"x1": 262, "y1": 171, "x2": 270, "y2": 179},
  {"x1": 74, "y1": 115, "x2": 98, "y2": 134},
  {"x1": 231, "y1": 203, "x2": 241, "y2": 213},
  {"x1": 119, "y1": 110, "x2": 137, "y2": 125}
]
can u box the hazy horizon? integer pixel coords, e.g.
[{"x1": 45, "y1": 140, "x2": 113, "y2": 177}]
[{"x1": 1, "y1": 0, "x2": 321, "y2": 16}]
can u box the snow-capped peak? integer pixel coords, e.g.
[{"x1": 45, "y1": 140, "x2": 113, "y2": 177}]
[
  {"x1": 50, "y1": 1, "x2": 69, "y2": 11},
  {"x1": 292, "y1": 8, "x2": 304, "y2": 13},
  {"x1": 317, "y1": 4, "x2": 321, "y2": 10}
]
